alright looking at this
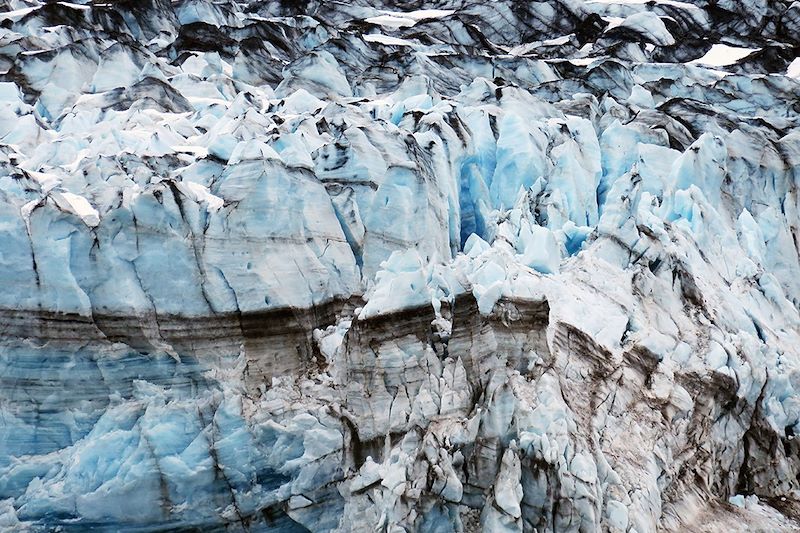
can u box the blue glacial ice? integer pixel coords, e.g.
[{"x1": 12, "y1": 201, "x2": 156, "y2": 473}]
[{"x1": 1, "y1": 0, "x2": 800, "y2": 531}]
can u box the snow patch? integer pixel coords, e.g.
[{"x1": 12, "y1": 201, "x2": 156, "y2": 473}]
[
  {"x1": 690, "y1": 44, "x2": 760, "y2": 67},
  {"x1": 364, "y1": 34, "x2": 415, "y2": 47}
]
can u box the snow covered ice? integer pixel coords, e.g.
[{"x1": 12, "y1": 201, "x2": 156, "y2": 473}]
[{"x1": 0, "y1": 0, "x2": 800, "y2": 530}]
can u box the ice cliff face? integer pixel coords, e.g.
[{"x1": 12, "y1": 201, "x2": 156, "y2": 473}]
[{"x1": 1, "y1": 0, "x2": 800, "y2": 530}]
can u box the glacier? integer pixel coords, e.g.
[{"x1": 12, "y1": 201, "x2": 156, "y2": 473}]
[{"x1": 0, "y1": 0, "x2": 800, "y2": 530}]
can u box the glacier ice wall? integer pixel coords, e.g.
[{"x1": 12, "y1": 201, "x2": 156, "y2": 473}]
[{"x1": 1, "y1": 0, "x2": 800, "y2": 530}]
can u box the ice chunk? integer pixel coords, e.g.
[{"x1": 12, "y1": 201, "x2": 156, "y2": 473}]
[
  {"x1": 607, "y1": 500, "x2": 629, "y2": 531},
  {"x1": 616, "y1": 12, "x2": 675, "y2": 46},
  {"x1": 788, "y1": 58, "x2": 800, "y2": 79},
  {"x1": 494, "y1": 448, "x2": 523, "y2": 518},
  {"x1": 283, "y1": 51, "x2": 352, "y2": 97},
  {"x1": 51, "y1": 192, "x2": 100, "y2": 227},
  {"x1": 737, "y1": 209, "x2": 766, "y2": 265},
  {"x1": 0, "y1": 82, "x2": 22, "y2": 103},
  {"x1": 90, "y1": 44, "x2": 145, "y2": 92},
  {"x1": 729, "y1": 494, "x2": 746, "y2": 508},
  {"x1": 464, "y1": 233, "x2": 491, "y2": 257},
  {"x1": 628, "y1": 84, "x2": 655, "y2": 107},
  {"x1": 517, "y1": 221, "x2": 560, "y2": 274},
  {"x1": 360, "y1": 249, "x2": 431, "y2": 319},
  {"x1": 176, "y1": 181, "x2": 224, "y2": 211}
]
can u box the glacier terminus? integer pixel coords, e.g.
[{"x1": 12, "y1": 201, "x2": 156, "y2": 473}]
[{"x1": 1, "y1": 0, "x2": 800, "y2": 531}]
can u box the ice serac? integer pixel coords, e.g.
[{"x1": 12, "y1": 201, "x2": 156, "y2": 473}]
[{"x1": 1, "y1": 0, "x2": 800, "y2": 530}]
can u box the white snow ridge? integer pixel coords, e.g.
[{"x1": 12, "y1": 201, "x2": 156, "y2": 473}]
[{"x1": 0, "y1": 0, "x2": 799, "y2": 531}]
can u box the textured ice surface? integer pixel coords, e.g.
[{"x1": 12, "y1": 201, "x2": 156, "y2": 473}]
[{"x1": 1, "y1": 0, "x2": 800, "y2": 531}]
